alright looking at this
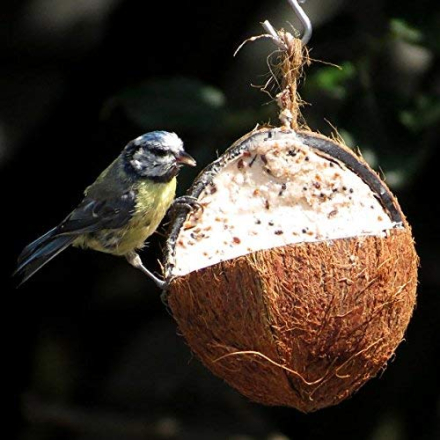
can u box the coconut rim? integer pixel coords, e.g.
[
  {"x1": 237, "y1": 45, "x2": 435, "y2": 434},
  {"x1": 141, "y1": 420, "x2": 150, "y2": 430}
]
[{"x1": 164, "y1": 127, "x2": 405, "y2": 283}]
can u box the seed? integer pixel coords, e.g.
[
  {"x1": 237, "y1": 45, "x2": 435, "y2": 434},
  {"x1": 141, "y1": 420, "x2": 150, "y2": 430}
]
[
  {"x1": 237, "y1": 159, "x2": 244, "y2": 169},
  {"x1": 191, "y1": 232, "x2": 205, "y2": 240},
  {"x1": 288, "y1": 149, "x2": 297, "y2": 157},
  {"x1": 255, "y1": 219, "x2": 261, "y2": 225},
  {"x1": 233, "y1": 237, "x2": 241, "y2": 244},
  {"x1": 275, "y1": 230, "x2": 283, "y2": 235},
  {"x1": 249, "y1": 155, "x2": 258, "y2": 167},
  {"x1": 265, "y1": 199, "x2": 270, "y2": 210},
  {"x1": 183, "y1": 221, "x2": 196, "y2": 230},
  {"x1": 328, "y1": 209, "x2": 338, "y2": 218},
  {"x1": 210, "y1": 184, "x2": 218, "y2": 194},
  {"x1": 305, "y1": 156, "x2": 310, "y2": 161},
  {"x1": 279, "y1": 183, "x2": 287, "y2": 196},
  {"x1": 349, "y1": 188, "x2": 354, "y2": 193},
  {"x1": 268, "y1": 221, "x2": 274, "y2": 226}
]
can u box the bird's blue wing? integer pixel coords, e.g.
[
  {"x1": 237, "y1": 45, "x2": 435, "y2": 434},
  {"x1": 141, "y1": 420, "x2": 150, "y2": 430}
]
[
  {"x1": 57, "y1": 189, "x2": 137, "y2": 235},
  {"x1": 15, "y1": 190, "x2": 137, "y2": 284}
]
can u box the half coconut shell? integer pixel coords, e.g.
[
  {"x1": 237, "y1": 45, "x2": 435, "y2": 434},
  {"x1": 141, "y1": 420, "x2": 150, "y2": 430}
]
[{"x1": 164, "y1": 127, "x2": 418, "y2": 412}]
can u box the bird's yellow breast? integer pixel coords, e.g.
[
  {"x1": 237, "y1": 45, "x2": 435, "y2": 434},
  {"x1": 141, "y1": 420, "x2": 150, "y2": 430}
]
[
  {"x1": 75, "y1": 178, "x2": 177, "y2": 256},
  {"x1": 129, "y1": 178, "x2": 177, "y2": 243}
]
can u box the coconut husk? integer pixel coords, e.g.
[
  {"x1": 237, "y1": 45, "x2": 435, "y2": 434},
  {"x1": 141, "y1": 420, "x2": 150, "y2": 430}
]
[{"x1": 168, "y1": 228, "x2": 417, "y2": 412}]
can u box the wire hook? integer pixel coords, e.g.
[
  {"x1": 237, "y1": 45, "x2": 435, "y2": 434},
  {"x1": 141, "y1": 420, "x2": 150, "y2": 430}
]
[{"x1": 262, "y1": 0, "x2": 312, "y2": 49}]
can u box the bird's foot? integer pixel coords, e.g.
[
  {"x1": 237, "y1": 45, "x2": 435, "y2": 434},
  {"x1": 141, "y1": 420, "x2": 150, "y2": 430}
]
[
  {"x1": 170, "y1": 195, "x2": 204, "y2": 215},
  {"x1": 160, "y1": 276, "x2": 175, "y2": 305},
  {"x1": 125, "y1": 252, "x2": 167, "y2": 290}
]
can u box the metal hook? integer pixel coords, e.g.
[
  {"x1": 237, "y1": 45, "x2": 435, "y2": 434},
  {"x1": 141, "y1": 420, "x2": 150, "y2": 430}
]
[{"x1": 262, "y1": 0, "x2": 312, "y2": 49}]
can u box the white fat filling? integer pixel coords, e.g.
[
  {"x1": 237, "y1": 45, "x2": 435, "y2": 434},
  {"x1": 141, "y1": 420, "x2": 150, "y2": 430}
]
[{"x1": 171, "y1": 134, "x2": 400, "y2": 276}]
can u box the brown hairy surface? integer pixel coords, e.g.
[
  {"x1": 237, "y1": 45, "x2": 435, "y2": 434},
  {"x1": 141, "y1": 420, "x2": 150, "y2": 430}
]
[{"x1": 168, "y1": 228, "x2": 418, "y2": 412}]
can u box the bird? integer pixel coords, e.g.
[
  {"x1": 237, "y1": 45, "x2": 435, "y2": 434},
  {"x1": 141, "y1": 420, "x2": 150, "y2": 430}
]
[{"x1": 15, "y1": 131, "x2": 196, "y2": 288}]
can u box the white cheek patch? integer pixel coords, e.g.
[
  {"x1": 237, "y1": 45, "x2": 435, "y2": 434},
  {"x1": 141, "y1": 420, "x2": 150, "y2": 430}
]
[
  {"x1": 130, "y1": 158, "x2": 143, "y2": 172},
  {"x1": 170, "y1": 132, "x2": 400, "y2": 277}
]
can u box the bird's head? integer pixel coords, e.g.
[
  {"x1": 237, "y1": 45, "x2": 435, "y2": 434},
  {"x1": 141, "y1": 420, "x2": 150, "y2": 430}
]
[{"x1": 124, "y1": 131, "x2": 196, "y2": 182}]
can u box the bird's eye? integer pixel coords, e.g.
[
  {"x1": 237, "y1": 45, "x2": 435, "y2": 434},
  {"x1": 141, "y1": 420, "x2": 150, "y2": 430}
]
[{"x1": 150, "y1": 147, "x2": 168, "y2": 157}]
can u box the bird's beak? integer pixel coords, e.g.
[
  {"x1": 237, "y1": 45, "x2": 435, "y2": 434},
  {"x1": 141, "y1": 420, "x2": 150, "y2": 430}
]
[{"x1": 176, "y1": 151, "x2": 196, "y2": 167}]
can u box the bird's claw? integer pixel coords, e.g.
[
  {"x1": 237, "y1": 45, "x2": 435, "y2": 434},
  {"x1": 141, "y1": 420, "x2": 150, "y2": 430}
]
[
  {"x1": 160, "y1": 276, "x2": 175, "y2": 305},
  {"x1": 171, "y1": 196, "x2": 203, "y2": 215}
]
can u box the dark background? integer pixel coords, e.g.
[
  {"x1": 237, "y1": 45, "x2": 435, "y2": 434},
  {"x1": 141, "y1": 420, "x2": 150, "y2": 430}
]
[{"x1": 3, "y1": 0, "x2": 439, "y2": 439}]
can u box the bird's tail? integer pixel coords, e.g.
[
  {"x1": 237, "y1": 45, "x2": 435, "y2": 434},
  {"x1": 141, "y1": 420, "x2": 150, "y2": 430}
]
[{"x1": 15, "y1": 228, "x2": 76, "y2": 285}]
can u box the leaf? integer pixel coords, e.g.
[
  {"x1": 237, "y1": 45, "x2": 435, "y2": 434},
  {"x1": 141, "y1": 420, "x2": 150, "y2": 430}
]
[
  {"x1": 400, "y1": 95, "x2": 440, "y2": 132},
  {"x1": 102, "y1": 77, "x2": 226, "y2": 133},
  {"x1": 389, "y1": 19, "x2": 423, "y2": 44},
  {"x1": 305, "y1": 62, "x2": 356, "y2": 100}
]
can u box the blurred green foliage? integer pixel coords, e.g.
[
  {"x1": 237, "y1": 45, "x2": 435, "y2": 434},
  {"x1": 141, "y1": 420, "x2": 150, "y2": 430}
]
[
  {"x1": 306, "y1": 62, "x2": 356, "y2": 100},
  {"x1": 390, "y1": 18, "x2": 424, "y2": 44},
  {"x1": 400, "y1": 95, "x2": 440, "y2": 132},
  {"x1": 102, "y1": 78, "x2": 227, "y2": 133}
]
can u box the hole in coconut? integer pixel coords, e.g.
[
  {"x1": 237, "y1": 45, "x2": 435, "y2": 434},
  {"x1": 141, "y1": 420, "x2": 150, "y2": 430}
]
[{"x1": 169, "y1": 130, "x2": 402, "y2": 277}]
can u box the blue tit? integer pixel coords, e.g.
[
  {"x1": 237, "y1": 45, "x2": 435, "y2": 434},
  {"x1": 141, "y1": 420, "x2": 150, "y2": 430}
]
[{"x1": 15, "y1": 131, "x2": 196, "y2": 288}]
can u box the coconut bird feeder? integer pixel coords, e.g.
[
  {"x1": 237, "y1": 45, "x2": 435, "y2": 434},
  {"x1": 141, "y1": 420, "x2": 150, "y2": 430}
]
[{"x1": 161, "y1": 1, "x2": 418, "y2": 413}]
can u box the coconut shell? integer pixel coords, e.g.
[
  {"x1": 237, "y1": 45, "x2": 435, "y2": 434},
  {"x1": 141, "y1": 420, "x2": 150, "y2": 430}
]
[{"x1": 164, "y1": 128, "x2": 419, "y2": 412}]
